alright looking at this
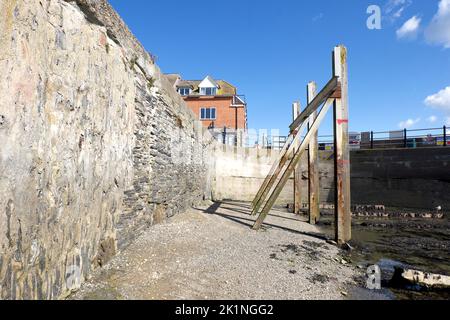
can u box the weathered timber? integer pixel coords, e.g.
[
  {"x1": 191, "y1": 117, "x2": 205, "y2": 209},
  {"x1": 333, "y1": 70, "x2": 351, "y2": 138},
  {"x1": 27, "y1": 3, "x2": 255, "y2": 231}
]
[
  {"x1": 307, "y1": 82, "x2": 320, "y2": 224},
  {"x1": 251, "y1": 119, "x2": 309, "y2": 215},
  {"x1": 251, "y1": 133, "x2": 294, "y2": 211},
  {"x1": 253, "y1": 99, "x2": 334, "y2": 230},
  {"x1": 293, "y1": 102, "x2": 302, "y2": 214},
  {"x1": 333, "y1": 45, "x2": 351, "y2": 244},
  {"x1": 289, "y1": 76, "x2": 339, "y2": 132}
]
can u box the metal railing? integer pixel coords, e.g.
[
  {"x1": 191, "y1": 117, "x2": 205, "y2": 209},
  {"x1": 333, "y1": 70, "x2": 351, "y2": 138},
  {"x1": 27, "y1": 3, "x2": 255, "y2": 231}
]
[
  {"x1": 270, "y1": 126, "x2": 448, "y2": 151},
  {"x1": 361, "y1": 126, "x2": 448, "y2": 150}
]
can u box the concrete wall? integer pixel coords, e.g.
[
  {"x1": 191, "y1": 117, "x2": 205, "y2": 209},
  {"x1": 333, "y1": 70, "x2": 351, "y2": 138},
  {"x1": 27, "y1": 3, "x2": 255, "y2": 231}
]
[
  {"x1": 350, "y1": 148, "x2": 450, "y2": 209},
  {"x1": 213, "y1": 146, "x2": 450, "y2": 210},
  {"x1": 0, "y1": 0, "x2": 214, "y2": 299},
  {"x1": 213, "y1": 146, "x2": 309, "y2": 206}
]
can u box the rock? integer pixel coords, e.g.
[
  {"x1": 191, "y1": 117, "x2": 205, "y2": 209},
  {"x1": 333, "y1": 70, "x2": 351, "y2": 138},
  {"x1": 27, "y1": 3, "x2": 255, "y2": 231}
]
[
  {"x1": 340, "y1": 243, "x2": 353, "y2": 251},
  {"x1": 326, "y1": 240, "x2": 338, "y2": 246},
  {"x1": 340, "y1": 291, "x2": 348, "y2": 297},
  {"x1": 391, "y1": 267, "x2": 450, "y2": 289}
]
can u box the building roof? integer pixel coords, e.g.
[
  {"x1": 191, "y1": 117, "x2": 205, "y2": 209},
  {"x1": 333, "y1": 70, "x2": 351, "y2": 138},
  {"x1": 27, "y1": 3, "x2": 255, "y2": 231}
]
[
  {"x1": 165, "y1": 73, "x2": 181, "y2": 87},
  {"x1": 164, "y1": 74, "x2": 238, "y2": 96},
  {"x1": 199, "y1": 75, "x2": 219, "y2": 89}
]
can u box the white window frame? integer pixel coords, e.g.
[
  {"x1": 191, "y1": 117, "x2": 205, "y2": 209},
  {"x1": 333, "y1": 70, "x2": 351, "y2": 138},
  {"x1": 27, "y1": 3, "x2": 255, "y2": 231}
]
[
  {"x1": 200, "y1": 87, "x2": 217, "y2": 96},
  {"x1": 178, "y1": 87, "x2": 191, "y2": 96},
  {"x1": 200, "y1": 107, "x2": 216, "y2": 120}
]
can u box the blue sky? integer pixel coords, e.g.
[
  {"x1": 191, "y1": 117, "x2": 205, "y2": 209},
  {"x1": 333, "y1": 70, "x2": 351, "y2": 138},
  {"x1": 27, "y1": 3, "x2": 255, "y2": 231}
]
[{"x1": 109, "y1": 0, "x2": 450, "y2": 137}]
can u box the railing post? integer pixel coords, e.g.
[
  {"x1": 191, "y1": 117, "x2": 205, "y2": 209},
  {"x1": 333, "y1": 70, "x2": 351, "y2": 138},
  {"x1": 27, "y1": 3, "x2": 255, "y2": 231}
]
[
  {"x1": 404, "y1": 129, "x2": 407, "y2": 148},
  {"x1": 444, "y1": 126, "x2": 447, "y2": 147},
  {"x1": 370, "y1": 131, "x2": 374, "y2": 149},
  {"x1": 223, "y1": 126, "x2": 226, "y2": 145}
]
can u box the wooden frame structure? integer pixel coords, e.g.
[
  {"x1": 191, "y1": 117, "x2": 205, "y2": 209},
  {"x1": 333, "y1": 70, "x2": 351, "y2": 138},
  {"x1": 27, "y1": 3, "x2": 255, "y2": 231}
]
[{"x1": 251, "y1": 45, "x2": 351, "y2": 244}]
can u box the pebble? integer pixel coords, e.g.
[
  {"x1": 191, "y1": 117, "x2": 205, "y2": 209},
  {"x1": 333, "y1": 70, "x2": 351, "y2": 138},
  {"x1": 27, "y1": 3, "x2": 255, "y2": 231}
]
[{"x1": 70, "y1": 206, "x2": 357, "y2": 300}]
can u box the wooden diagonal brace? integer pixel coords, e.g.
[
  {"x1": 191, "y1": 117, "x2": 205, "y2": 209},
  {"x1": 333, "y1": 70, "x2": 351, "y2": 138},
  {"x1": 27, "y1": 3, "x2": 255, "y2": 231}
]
[
  {"x1": 251, "y1": 133, "x2": 295, "y2": 210},
  {"x1": 253, "y1": 98, "x2": 335, "y2": 230},
  {"x1": 289, "y1": 76, "x2": 339, "y2": 132},
  {"x1": 251, "y1": 119, "x2": 309, "y2": 215}
]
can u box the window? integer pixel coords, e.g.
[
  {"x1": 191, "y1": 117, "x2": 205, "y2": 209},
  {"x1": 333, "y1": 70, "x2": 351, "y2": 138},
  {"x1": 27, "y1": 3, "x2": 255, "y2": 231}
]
[
  {"x1": 200, "y1": 107, "x2": 216, "y2": 120},
  {"x1": 200, "y1": 87, "x2": 217, "y2": 96},
  {"x1": 178, "y1": 87, "x2": 191, "y2": 96}
]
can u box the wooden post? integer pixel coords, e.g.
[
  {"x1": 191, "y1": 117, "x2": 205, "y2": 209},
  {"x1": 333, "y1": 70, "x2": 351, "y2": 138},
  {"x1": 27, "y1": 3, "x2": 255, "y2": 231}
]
[
  {"x1": 333, "y1": 45, "x2": 351, "y2": 244},
  {"x1": 293, "y1": 102, "x2": 302, "y2": 214},
  {"x1": 307, "y1": 82, "x2": 320, "y2": 224}
]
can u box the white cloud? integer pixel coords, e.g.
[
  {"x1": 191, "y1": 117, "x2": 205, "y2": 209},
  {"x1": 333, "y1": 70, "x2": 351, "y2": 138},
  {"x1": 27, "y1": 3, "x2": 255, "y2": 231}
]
[
  {"x1": 425, "y1": 0, "x2": 450, "y2": 48},
  {"x1": 446, "y1": 117, "x2": 450, "y2": 126},
  {"x1": 312, "y1": 13, "x2": 324, "y2": 22},
  {"x1": 398, "y1": 118, "x2": 421, "y2": 128},
  {"x1": 427, "y1": 115, "x2": 438, "y2": 123},
  {"x1": 385, "y1": 0, "x2": 412, "y2": 22},
  {"x1": 424, "y1": 86, "x2": 450, "y2": 111},
  {"x1": 393, "y1": 7, "x2": 406, "y2": 19},
  {"x1": 396, "y1": 16, "x2": 421, "y2": 39}
]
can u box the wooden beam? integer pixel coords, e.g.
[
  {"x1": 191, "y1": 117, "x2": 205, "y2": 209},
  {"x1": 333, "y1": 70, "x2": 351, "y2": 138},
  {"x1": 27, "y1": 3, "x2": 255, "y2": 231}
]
[
  {"x1": 293, "y1": 102, "x2": 302, "y2": 214},
  {"x1": 289, "y1": 76, "x2": 339, "y2": 132},
  {"x1": 307, "y1": 82, "x2": 320, "y2": 224},
  {"x1": 333, "y1": 45, "x2": 351, "y2": 244},
  {"x1": 251, "y1": 119, "x2": 309, "y2": 216},
  {"x1": 251, "y1": 133, "x2": 294, "y2": 211},
  {"x1": 253, "y1": 99, "x2": 334, "y2": 230}
]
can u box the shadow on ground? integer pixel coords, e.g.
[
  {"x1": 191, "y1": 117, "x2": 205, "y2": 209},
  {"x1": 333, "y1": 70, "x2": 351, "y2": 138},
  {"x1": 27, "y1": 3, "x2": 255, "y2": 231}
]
[{"x1": 194, "y1": 201, "x2": 330, "y2": 242}]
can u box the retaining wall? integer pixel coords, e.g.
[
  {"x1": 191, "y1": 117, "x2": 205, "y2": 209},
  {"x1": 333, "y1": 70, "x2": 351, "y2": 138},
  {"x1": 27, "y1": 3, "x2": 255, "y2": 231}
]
[{"x1": 0, "y1": 0, "x2": 214, "y2": 299}]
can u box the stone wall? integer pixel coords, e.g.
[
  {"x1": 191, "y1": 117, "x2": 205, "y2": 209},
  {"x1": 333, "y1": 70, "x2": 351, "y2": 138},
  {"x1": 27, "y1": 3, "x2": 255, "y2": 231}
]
[
  {"x1": 0, "y1": 0, "x2": 214, "y2": 299},
  {"x1": 213, "y1": 146, "x2": 450, "y2": 210}
]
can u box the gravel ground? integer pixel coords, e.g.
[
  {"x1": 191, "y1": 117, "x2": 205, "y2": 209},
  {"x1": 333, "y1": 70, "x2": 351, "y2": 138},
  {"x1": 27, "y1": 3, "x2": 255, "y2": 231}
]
[{"x1": 70, "y1": 201, "x2": 357, "y2": 300}]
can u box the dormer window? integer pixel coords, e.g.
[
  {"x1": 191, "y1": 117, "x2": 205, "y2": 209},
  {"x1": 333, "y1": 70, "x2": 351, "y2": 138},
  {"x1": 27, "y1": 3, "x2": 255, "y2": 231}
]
[
  {"x1": 200, "y1": 87, "x2": 217, "y2": 96},
  {"x1": 198, "y1": 76, "x2": 219, "y2": 96},
  {"x1": 178, "y1": 87, "x2": 191, "y2": 96}
]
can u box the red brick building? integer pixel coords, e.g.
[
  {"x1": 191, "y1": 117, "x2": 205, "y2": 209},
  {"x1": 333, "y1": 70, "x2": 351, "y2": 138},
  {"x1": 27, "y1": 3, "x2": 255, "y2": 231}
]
[{"x1": 166, "y1": 74, "x2": 247, "y2": 145}]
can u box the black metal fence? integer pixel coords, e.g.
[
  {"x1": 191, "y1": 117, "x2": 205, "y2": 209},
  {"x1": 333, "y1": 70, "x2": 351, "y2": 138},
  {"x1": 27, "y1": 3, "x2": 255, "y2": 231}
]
[
  {"x1": 271, "y1": 126, "x2": 448, "y2": 151},
  {"x1": 360, "y1": 126, "x2": 448, "y2": 150}
]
